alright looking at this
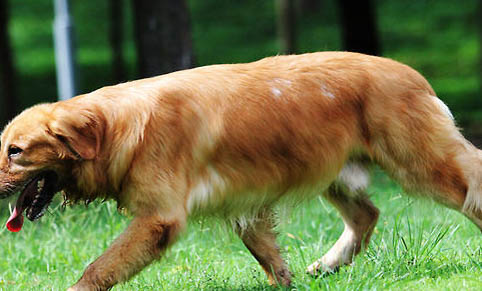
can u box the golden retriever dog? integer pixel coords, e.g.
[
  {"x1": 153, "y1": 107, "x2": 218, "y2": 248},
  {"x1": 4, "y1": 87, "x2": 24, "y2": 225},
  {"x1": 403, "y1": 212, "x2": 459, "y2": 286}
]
[{"x1": 0, "y1": 52, "x2": 481, "y2": 290}]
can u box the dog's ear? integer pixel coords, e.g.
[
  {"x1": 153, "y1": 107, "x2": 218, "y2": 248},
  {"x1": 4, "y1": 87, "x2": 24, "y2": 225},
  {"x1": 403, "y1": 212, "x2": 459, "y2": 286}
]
[{"x1": 48, "y1": 106, "x2": 105, "y2": 160}]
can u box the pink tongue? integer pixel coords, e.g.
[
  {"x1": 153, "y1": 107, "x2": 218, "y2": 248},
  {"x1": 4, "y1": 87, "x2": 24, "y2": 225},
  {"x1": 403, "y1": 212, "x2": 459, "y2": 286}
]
[
  {"x1": 5, "y1": 180, "x2": 30, "y2": 232},
  {"x1": 6, "y1": 207, "x2": 24, "y2": 232}
]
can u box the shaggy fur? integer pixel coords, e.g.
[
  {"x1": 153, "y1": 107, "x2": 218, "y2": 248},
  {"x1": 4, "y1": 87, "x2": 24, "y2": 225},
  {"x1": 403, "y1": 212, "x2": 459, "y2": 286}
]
[{"x1": 0, "y1": 52, "x2": 480, "y2": 290}]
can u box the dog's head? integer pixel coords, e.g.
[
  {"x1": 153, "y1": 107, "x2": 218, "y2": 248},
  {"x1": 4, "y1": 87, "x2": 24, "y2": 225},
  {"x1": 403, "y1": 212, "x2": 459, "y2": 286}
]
[{"x1": 0, "y1": 102, "x2": 104, "y2": 232}]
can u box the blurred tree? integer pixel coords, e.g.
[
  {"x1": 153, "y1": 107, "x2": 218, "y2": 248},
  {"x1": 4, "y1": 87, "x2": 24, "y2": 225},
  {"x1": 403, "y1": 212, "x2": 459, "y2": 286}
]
[
  {"x1": 338, "y1": 0, "x2": 380, "y2": 56},
  {"x1": 131, "y1": 0, "x2": 193, "y2": 77},
  {"x1": 298, "y1": 0, "x2": 320, "y2": 15},
  {"x1": 276, "y1": 0, "x2": 297, "y2": 54},
  {"x1": 479, "y1": 0, "x2": 481, "y2": 86},
  {"x1": 109, "y1": 0, "x2": 126, "y2": 83},
  {"x1": 0, "y1": 0, "x2": 16, "y2": 124}
]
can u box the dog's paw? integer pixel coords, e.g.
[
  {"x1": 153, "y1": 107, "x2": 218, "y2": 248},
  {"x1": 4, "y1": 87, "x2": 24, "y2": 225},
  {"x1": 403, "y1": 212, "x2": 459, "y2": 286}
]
[
  {"x1": 306, "y1": 259, "x2": 339, "y2": 277},
  {"x1": 66, "y1": 283, "x2": 92, "y2": 291}
]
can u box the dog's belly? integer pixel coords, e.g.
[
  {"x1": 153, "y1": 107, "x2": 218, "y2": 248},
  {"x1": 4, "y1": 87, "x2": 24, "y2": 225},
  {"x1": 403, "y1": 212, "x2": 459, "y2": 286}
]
[
  {"x1": 187, "y1": 176, "x2": 332, "y2": 223},
  {"x1": 186, "y1": 162, "x2": 366, "y2": 220}
]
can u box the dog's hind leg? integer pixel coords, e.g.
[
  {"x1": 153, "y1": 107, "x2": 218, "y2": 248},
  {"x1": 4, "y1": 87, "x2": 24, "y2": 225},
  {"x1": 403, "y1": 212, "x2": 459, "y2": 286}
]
[
  {"x1": 367, "y1": 92, "x2": 482, "y2": 230},
  {"x1": 235, "y1": 210, "x2": 292, "y2": 286},
  {"x1": 307, "y1": 163, "x2": 379, "y2": 275}
]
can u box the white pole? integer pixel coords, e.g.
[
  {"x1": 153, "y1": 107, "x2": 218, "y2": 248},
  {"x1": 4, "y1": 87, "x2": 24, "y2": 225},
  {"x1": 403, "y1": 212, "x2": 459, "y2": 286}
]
[{"x1": 53, "y1": 0, "x2": 76, "y2": 100}]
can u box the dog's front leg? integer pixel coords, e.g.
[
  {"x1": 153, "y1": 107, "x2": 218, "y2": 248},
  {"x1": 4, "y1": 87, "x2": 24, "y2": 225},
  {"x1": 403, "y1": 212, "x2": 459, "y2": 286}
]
[{"x1": 68, "y1": 214, "x2": 183, "y2": 291}]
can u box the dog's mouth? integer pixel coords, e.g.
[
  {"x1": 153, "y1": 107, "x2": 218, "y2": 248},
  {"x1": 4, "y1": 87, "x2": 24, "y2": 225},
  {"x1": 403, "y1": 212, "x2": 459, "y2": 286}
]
[{"x1": 6, "y1": 171, "x2": 59, "y2": 232}]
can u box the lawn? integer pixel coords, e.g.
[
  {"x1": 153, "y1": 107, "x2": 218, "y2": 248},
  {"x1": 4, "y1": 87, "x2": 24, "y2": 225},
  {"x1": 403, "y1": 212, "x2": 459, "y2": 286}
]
[{"x1": 0, "y1": 170, "x2": 480, "y2": 290}]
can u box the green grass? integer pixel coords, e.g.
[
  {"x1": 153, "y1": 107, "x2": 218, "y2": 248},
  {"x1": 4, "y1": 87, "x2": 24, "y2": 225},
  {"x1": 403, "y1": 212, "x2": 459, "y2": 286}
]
[{"x1": 0, "y1": 170, "x2": 480, "y2": 290}]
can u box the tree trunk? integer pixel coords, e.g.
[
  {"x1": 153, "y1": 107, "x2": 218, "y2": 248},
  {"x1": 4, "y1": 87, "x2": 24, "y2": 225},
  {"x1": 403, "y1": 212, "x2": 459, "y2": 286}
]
[
  {"x1": 298, "y1": 0, "x2": 320, "y2": 15},
  {"x1": 276, "y1": 0, "x2": 297, "y2": 55},
  {"x1": 0, "y1": 0, "x2": 16, "y2": 124},
  {"x1": 131, "y1": 0, "x2": 194, "y2": 78},
  {"x1": 109, "y1": 0, "x2": 126, "y2": 83},
  {"x1": 479, "y1": 0, "x2": 482, "y2": 91},
  {"x1": 337, "y1": 0, "x2": 380, "y2": 56}
]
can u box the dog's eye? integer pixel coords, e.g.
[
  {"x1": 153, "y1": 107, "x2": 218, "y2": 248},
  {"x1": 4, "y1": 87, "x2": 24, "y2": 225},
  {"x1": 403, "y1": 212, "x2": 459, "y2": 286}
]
[{"x1": 8, "y1": 146, "x2": 23, "y2": 157}]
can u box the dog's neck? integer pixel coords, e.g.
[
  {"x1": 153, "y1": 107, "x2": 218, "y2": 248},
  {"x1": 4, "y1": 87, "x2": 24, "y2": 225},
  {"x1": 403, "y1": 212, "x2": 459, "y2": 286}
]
[{"x1": 63, "y1": 87, "x2": 161, "y2": 204}]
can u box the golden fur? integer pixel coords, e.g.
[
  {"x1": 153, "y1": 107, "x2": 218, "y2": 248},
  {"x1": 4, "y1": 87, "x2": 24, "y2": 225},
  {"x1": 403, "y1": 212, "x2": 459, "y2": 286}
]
[{"x1": 0, "y1": 52, "x2": 480, "y2": 290}]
